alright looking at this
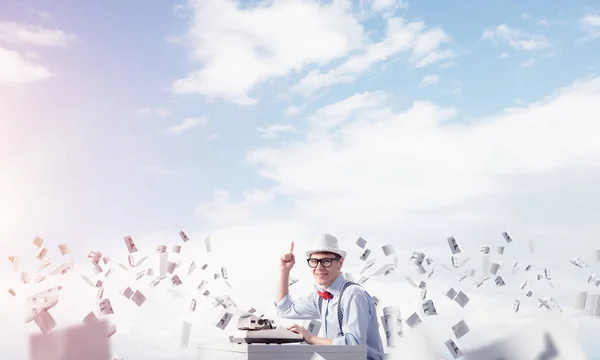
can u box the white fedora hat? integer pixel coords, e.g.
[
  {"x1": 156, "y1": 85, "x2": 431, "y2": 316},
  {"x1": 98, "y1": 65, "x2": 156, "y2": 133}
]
[{"x1": 305, "y1": 234, "x2": 347, "y2": 259}]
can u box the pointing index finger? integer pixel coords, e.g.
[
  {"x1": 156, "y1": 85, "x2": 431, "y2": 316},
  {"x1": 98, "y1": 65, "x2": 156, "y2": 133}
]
[{"x1": 290, "y1": 241, "x2": 294, "y2": 254}]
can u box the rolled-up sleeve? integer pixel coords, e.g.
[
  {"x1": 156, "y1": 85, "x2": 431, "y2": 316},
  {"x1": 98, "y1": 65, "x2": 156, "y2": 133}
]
[
  {"x1": 274, "y1": 293, "x2": 320, "y2": 320},
  {"x1": 331, "y1": 292, "x2": 370, "y2": 345}
]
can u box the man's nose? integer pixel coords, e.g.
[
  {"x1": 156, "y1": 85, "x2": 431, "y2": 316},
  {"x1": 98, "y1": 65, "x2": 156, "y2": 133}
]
[{"x1": 316, "y1": 261, "x2": 326, "y2": 269}]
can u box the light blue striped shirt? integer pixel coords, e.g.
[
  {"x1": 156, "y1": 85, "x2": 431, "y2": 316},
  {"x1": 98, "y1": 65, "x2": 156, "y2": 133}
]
[{"x1": 275, "y1": 274, "x2": 384, "y2": 360}]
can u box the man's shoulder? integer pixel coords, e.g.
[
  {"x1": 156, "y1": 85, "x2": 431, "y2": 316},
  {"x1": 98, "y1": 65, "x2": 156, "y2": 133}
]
[{"x1": 342, "y1": 283, "x2": 371, "y2": 297}]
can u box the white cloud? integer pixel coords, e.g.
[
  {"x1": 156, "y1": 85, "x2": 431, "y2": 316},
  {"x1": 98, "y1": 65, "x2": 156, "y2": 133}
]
[
  {"x1": 442, "y1": 80, "x2": 462, "y2": 94},
  {"x1": 360, "y1": 0, "x2": 408, "y2": 17},
  {"x1": 257, "y1": 123, "x2": 297, "y2": 139},
  {"x1": 0, "y1": 21, "x2": 76, "y2": 47},
  {"x1": 291, "y1": 17, "x2": 455, "y2": 96},
  {"x1": 419, "y1": 74, "x2": 439, "y2": 87},
  {"x1": 521, "y1": 13, "x2": 570, "y2": 26},
  {"x1": 520, "y1": 52, "x2": 556, "y2": 68},
  {"x1": 164, "y1": 116, "x2": 208, "y2": 135},
  {"x1": 283, "y1": 104, "x2": 301, "y2": 117},
  {"x1": 482, "y1": 24, "x2": 551, "y2": 50},
  {"x1": 246, "y1": 77, "x2": 600, "y2": 230},
  {"x1": 521, "y1": 58, "x2": 536, "y2": 68},
  {"x1": 0, "y1": 46, "x2": 52, "y2": 85},
  {"x1": 580, "y1": 14, "x2": 600, "y2": 41},
  {"x1": 136, "y1": 107, "x2": 171, "y2": 117},
  {"x1": 437, "y1": 61, "x2": 455, "y2": 68},
  {"x1": 498, "y1": 52, "x2": 510, "y2": 59},
  {"x1": 170, "y1": 0, "x2": 365, "y2": 105},
  {"x1": 196, "y1": 189, "x2": 275, "y2": 225}
]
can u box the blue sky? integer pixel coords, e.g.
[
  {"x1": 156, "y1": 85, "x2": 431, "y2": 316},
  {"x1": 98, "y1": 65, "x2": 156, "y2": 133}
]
[{"x1": 1, "y1": 0, "x2": 600, "y2": 359}]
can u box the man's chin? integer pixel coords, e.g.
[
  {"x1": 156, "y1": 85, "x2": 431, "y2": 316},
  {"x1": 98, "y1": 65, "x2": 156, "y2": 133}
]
[{"x1": 314, "y1": 277, "x2": 329, "y2": 285}]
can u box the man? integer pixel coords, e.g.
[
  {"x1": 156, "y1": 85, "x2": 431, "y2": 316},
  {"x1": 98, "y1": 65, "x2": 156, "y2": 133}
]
[{"x1": 274, "y1": 234, "x2": 384, "y2": 360}]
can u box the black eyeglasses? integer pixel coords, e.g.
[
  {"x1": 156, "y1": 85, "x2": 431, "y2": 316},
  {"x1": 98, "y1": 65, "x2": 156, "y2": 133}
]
[{"x1": 307, "y1": 258, "x2": 340, "y2": 268}]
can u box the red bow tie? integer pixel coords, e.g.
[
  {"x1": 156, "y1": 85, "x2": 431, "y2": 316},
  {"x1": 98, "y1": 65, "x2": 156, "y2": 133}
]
[{"x1": 318, "y1": 290, "x2": 333, "y2": 300}]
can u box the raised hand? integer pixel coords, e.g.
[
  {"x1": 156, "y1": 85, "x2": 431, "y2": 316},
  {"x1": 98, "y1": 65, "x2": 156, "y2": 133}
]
[{"x1": 280, "y1": 241, "x2": 296, "y2": 272}]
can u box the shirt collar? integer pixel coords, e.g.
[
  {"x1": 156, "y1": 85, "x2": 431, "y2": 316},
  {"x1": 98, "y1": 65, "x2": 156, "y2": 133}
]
[{"x1": 322, "y1": 273, "x2": 346, "y2": 296}]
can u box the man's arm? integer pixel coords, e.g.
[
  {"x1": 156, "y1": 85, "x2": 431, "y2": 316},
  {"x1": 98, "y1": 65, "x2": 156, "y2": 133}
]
[
  {"x1": 275, "y1": 242, "x2": 319, "y2": 319},
  {"x1": 276, "y1": 269, "x2": 290, "y2": 304},
  {"x1": 330, "y1": 291, "x2": 371, "y2": 345},
  {"x1": 307, "y1": 336, "x2": 333, "y2": 345},
  {"x1": 275, "y1": 289, "x2": 320, "y2": 319}
]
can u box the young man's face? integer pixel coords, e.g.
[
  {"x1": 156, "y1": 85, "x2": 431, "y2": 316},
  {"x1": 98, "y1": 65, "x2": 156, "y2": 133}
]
[{"x1": 308, "y1": 252, "x2": 343, "y2": 287}]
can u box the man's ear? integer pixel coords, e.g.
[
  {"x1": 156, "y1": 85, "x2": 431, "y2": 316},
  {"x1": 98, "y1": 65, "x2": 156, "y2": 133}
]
[{"x1": 338, "y1": 257, "x2": 344, "y2": 269}]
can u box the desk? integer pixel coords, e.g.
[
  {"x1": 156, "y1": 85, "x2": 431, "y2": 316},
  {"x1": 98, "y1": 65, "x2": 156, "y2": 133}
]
[{"x1": 197, "y1": 343, "x2": 367, "y2": 360}]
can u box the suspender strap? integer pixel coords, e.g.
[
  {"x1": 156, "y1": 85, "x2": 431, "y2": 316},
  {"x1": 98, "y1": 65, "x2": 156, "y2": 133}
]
[
  {"x1": 316, "y1": 281, "x2": 360, "y2": 336},
  {"x1": 337, "y1": 281, "x2": 358, "y2": 336}
]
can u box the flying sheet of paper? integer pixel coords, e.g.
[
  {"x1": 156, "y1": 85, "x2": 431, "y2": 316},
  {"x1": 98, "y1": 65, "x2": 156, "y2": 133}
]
[
  {"x1": 359, "y1": 248, "x2": 371, "y2": 261},
  {"x1": 382, "y1": 244, "x2": 395, "y2": 256},
  {"x1": 452, "y1": 319, "x2": 470, "y2": 339},
  {"x1": 445, "y1": 338, "x2": 463, "y2": 359},
  {"x1": 131, "y1": 290, "x2": 146, "y2": 307},
  {"x1": 463, "y1": 312, "x2": 587, "y2": 360},
  {"x1": 422, "y1": 299, "x2": 437, "y2": 316},
  {"x1": 33, "y1": 310, "x2": 57, "y2": 333},
  {"x1": 47, "y1": 262, "x2": 73, "y2": 276},
  {"x1": 356, "y1": 237, "x2": 367, "y2": 248},
  {"x1": 120, "y1": 287, "x2": 134, "y2": 299},
  {"x1": 288, "y1": 276, "x2": 299, "y2": 286},
  {"x1": 447, "y1": 236, "x2": 461, "y2": 255},
  {"x1": 410, "y1": 252, "x2": 425, "y2": 267},
  {"x1": 514, "y1": 300, "x2": 520, "y2": 313},
  {"x1": 166, "y1": 261, "x2": 176, "y2": 274},
  {"x1": 360, "y1": 259, "x2": 376, "y2": 274},
  {"x1": 482, "y1": 254, "x2": 490, "y2": 277},
  {"x1": 382, "y1": 306, "x2": 402, "y2": 347},
  {"x1": 82, "y1": 311, "x2": 98, "y2": 325},
  {"x1": 204, "y1": 237, "x2": 212, "y2": 254},
  {"x1": 358, "y1": 276, "x2": 369, "y2": 285},
  {"x1": 25, "y1": 286, "x2": 62, "y2": 321},
  {"x1": 445, "y1": 288, "x2": 457, "y2": 300},
  {"x1": 58, "y1": 244, "x2": 71, "y2": 255},
  {"x1": 406, "y1": 312, "x2": 422, "y2": 329},
  {"x1": 371, "y1": 263, "x2": 395, "y2": 277},
  {"x1": 36, "y1": 248, "x2": 49, "y2": 261},
  {"x1": 21, "y1": 272, "x2": 31, "y2": 284},
  {"x1": 213, "y1": 310, "x2": 234, "y2": 330},
  {"x1": 98, "y1": 299, "x2": 114, "y2": 315},
  {"x1": 502, "y1": 231, "x2": 513, "y2": 243},
  {"x1": 180, "y1": 321, "x2": 192, "y2": 347},
  {"x1": 33, "y1": 236, "x2": 44, "y2": 248},
  {"x1": 29, "y1": 320, "x2": 111, "y2": 360},
  {"x1": 158, "y1": 252, "x2": 168, "y2": 278},
  {"x1": 179, "y1": 230, "x2": 190, "y2": 242},
  {"x1": 454, "y1": 291, "x2": 470, "y2": 308},
  {"x1": 171, "y1": 275, "x2": 183, "y2": 287},
  {"x1": 221, "y1": 267, "x2": 229, "y2": 279},
  {"x1": 124, "y1": 235, "x2": 138, "y2": 253}
]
